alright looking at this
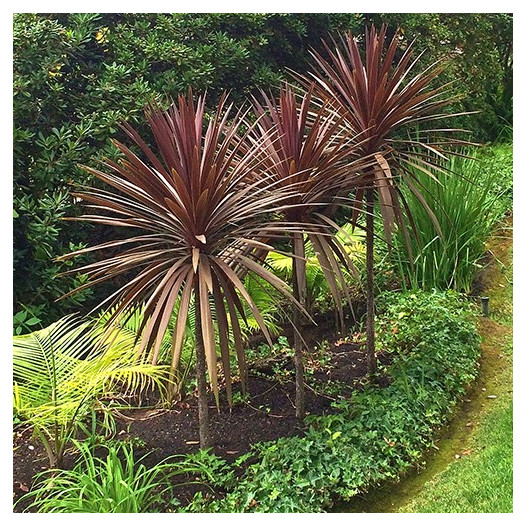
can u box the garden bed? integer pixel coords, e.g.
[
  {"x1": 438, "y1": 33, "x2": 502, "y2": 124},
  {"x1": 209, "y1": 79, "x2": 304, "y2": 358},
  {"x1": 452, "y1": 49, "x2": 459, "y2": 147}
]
[
  {"x1": 182, "y1": 291, "x2": 481, "y2": 512},
  {"x1": 13, "y1": 328, "x2": 393, "y2": 511},
  {"x1": 14, "y1": 290, "x2": 481, "y2": 513}
]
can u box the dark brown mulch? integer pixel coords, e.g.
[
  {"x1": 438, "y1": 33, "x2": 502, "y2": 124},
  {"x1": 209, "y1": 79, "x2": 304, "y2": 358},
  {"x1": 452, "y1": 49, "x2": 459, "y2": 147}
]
[{"x1": 13, "y1": 333, "x2": 393, "y2": 512}]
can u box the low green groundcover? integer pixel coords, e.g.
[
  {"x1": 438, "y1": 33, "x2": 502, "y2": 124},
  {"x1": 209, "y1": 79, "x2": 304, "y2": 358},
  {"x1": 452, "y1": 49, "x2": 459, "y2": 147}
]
[{"x1": 182, "y1": 290, "x2": 481, "y2": 512}]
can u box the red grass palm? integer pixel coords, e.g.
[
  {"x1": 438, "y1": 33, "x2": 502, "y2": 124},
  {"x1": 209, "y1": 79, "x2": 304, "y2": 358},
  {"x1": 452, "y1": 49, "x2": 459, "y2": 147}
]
[
  {"x1": 251, "y1": 84, "x2": 373, "y2": 418},
  {"x1": 307, "y1": 25, "x2": 468, "y2": 374},
  {"x1": 60, "y1": 91, "x2": 305, "y2": 448}
]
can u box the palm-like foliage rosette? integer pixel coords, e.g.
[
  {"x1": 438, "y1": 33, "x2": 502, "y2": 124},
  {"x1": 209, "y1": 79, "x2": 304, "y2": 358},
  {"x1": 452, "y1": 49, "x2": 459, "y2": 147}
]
[
  {"x1": 305, "y1": 25, "x2": 470, "y2": 372},
  {"x1": 60, "y1": 91, "x2": 303, "y2": 419},
  {"x1": 250, "y1": 84, "x2": 373, "y2": 417},
  {"x1": 308, "y1": 24, "x2": 467, "y2": 239},
  {"x1": 252, "y1": 84, "x2": 372, "y2": 324}
]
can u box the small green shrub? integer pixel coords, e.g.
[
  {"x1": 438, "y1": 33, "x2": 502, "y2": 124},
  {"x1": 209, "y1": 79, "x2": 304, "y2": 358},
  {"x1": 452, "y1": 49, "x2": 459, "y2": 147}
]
[
  {"x1": 182, "y1": 290, "x2": 480, "y2": 512},
  {"x1": 13, "y1": 304, "x2": 44, "y2": 335}
]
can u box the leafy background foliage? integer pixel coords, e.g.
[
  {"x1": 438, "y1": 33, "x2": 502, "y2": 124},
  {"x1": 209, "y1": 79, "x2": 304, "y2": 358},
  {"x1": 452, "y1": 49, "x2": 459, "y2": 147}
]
[{"x1": 13, "y1": 12, "x2": 512, "y2": 329}]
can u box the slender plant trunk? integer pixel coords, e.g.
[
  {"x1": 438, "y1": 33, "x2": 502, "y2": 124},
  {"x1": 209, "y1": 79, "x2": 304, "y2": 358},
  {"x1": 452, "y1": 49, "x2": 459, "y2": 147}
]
[
  {"x1": 365, "y1": 185, "x2": 377, "y2": 375},
  {"x1": 194, "y1": 281, "x2": 211, "y2": 449},
  {"x1": 292, "y1": 232, "x2": 306, "y2": 420}
]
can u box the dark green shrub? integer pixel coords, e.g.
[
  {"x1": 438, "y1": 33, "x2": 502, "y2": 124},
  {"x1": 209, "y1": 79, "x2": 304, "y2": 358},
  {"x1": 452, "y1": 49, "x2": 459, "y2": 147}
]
[{"x1": 14, "y1": 14, "x2": 120, "y2": 325}]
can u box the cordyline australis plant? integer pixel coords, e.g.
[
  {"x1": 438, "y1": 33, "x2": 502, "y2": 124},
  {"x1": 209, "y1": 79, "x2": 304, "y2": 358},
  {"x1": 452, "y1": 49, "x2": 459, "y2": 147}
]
[
  {"x1": 306, "y1": 25, "x2": 469, "y2": 374},
  {"x1": 60, "y1": 91, "x2": 305, "y2": 449},
  {"x1": 251, "y1": 83, "x2": 374, "y2": 419}
]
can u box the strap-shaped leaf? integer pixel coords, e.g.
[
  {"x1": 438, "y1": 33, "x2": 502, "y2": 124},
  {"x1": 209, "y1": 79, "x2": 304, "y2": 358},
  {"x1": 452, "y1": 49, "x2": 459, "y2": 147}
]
[
  {"x1": 211, "y1": 274, "x2": 233, "y2": 406},
  {"x1": 169, "y1": 269, "x2": 194, "y2": 372},
  {"x1": 198, "y1": 272, "x2": 219, "y2": 408}
]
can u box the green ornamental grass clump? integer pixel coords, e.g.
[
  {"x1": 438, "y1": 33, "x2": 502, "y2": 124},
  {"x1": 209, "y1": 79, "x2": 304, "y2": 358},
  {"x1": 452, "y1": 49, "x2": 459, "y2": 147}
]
[
  {"x1": 18, "y1": 440, "x2": 212, "y2": 513},
  {"x1": 182, "y1": 290, "x2": 480, "y2": 512},
  {"x1": 392, "y1": 146, "x2": 512, "y2": 292}
]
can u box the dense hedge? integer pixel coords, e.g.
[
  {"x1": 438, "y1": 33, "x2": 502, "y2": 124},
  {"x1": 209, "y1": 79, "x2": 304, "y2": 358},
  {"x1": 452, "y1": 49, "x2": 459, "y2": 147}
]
[
  {"x1": 181, "y1": 290, "x2": 481, "y2": 512},
  {"x1": 13, "y1": 13, "x2": 512, "y2": 328}
]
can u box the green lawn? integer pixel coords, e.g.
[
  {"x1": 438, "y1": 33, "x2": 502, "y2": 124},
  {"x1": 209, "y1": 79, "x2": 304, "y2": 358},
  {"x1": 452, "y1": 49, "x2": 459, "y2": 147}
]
[
  {"x1": 400, "y1": 395, "x2": 513, "y2": 513},
  {"x1": 400, "y1": 216, "x2": 513, "y2": 513}
]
